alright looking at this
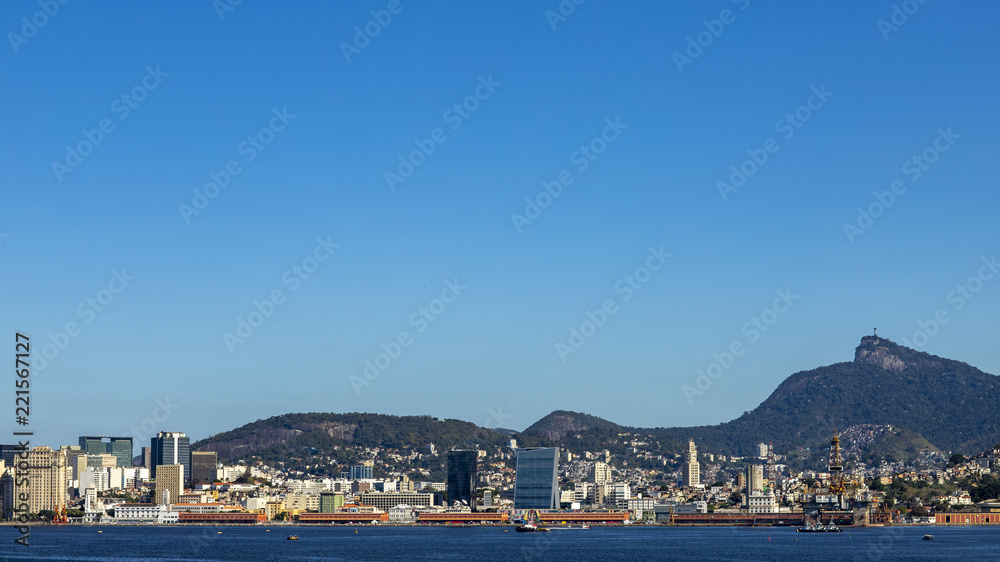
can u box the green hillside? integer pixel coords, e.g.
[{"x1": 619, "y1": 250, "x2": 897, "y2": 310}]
[{"x1": 651, "y1": 336, "x2": 1000, "y2": 455}]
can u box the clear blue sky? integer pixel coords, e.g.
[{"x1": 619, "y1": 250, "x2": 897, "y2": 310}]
[{"x1": 3, "y1": 1, "x2": 999, "y2": 449}]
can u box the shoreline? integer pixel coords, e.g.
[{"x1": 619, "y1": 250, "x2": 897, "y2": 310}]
[{"x1": 0, "y1": 522, "x2": 958, "y2": 528}]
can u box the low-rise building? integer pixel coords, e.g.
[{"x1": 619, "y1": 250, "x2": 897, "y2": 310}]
[
  {"x1": 115, "y1": 503, "x2": 174, "y2": 524},
  {"x1": 747, "y1": 491, "x2": 778, "y2": 514}
]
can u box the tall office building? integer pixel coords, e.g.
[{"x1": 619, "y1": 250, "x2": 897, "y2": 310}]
[
  {"x1": 757, "y1": 443, "x2": 769, "y2": 459},
  {"x1": 0, "y1": 471, "x2": 13, "y2": 520},
  {"x1": 589, "y1": 461, "x2": 612, "y2": 484},
  {"x1": 446, "y1": 450, "x2": 477, "y2": 510},
  {"x1": 191, "y1": 451, "x2": 218, "y2": 484},
  {"x1": 14, "y1": 447, "x2": 67, "y2": 514},
  {"x1": 0, "y1": 445, "x2": 23, "y2": 468},
  {"x1": 151, "y1": 432, "x2": 191, "y2": 484},
  {"x1": 154, "y1": 464, "x2": 183, "y2": 505},
  {"x1": 349, "y1": 465, "x2": 373, "y2": 480},
  {"x1": 141, "y1": 447, "x2": 151, "y2": 469},
  {"x1": 79, "y1": 436, "x2": 133, "y2": 469},
  {"x1": 683, "y1": 438, "x2": 701, "y2": 488},
  {"x1": 747, "y1": 464, "x2": 764, "y2": 493},
  {"x1": 513, "y1": 447, "x2": 559, "y2": 510}
]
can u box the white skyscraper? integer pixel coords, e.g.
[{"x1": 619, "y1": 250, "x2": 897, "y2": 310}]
[{"x1": 683, "y1": 439, "x2": 701, "y2": 488}]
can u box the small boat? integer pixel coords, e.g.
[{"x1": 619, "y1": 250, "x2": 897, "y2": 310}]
[
  {"x1": 581, "y1": 524, "x2": 590, "y2": 529},
  {"x1": 923, "y1": 534, "x2": 934, "y2": 541},
  {"x1": 515, "y1": 523, "x2": 550, "y2": 533},
  {"x1": 797, "y1": 522, "x2": 842, "y2": 533},
  {"x1": 287, "y1": 535, "x2": 299, "y2": 540}
]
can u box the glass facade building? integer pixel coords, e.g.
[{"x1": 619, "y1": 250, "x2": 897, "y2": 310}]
[
  {"x1": 191, "y1": 451, "x2": 218, "y2": 484},
  {"x1": 349, "y1": 465, "x2": 373, "y2": 480},
  {"x1": 513, "y1": 447, "x2": 560, "y2": 510},
  {"x1": 151, "y1": 432, "x2": 191, "y2": 484},
  {"x1": 79, "y1": 436, "x2": 133, "y2": 469},
  {"x1": 446, "y1": 450, "x2": 478, "y2": 510}
]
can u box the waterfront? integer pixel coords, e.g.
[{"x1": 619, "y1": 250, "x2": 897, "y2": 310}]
[{"x1": 1, "y1": 525, "x2": 996, "y2": 561}]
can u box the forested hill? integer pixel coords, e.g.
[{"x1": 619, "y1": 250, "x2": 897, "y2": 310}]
[
  {"x1": 195, "y1": 337, "x2": 1000, "y2": 465},
  {"x1": 193, "y1": 412, "x2": 511, "y2": 465},
  {"x1": 649, "y1": 336, "x2": 1000, "y2": 455}
]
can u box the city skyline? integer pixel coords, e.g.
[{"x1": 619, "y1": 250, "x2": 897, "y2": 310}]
[{"x1": 3, "y1": 1, "x2": 999, "y2": 450}]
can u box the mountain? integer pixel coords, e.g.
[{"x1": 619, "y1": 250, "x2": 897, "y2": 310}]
[
  {"x1": 523, "y1": 410, "x2": 623, "y2": 441},
  {"x1": 649, "y1": 336, "x2": 1000, "y2": 455},
  {"x1": 194, "y1": 336, "x2": 1000, "y2": 468},
  {"x1": 193, "y1": 412, "x2": 510, "y2": 467}
]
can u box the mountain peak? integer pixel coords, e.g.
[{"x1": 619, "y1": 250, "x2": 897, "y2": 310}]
[
  {"x1": 854, "y1": 335, "x2": 908, "y2": 371},
  {"x1": 523, "y1": 410, "x2": 621, "y2": 441}
]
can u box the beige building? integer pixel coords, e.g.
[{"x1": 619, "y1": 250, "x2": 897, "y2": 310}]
[
  {"x1": 589, "y1": 461, "x2": 612, "y2": 485},
  {"x1": 265, "y1": 500, "x2": 285, "y2": 520},
  {"x1": 60, "y1": 447, "x2": 87, "y2": 481},
  {"x1": 88, "y1": 453, "x2": 117, "y2": 469},
  {"x1": 284, "y1": 492, "x2": 320, "y2": 514},
  {"x1": 683, "y1": 439, "x2": 700, "y2": 488},
  {"x1": 14, "y1": 447, "x2": 68, "y2": 514},
  {"x1": 747, "y1": 464, "x2": 764, "y2": 493},
  {"x1": 357, "y1": 491, "x2": 435, "y2": 511},
  {"x1": 154, "y1": 464, "x2": 183, "y2": 505}
]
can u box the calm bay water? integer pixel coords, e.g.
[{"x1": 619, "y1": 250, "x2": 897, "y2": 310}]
[{"x1": 0, "y1": 525, "x2": 995, "y2": 561}]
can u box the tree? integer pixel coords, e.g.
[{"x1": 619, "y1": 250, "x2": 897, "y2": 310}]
[
  {"x1": 38, "y1": 510, "x2": 56, "y2": 521},
  {"x1": 869, "y1": 479, "x2": 885, "y2": 492},
  {"x1": 949, "y1": 453, "x2": 966, "y2": 467},
  {"x1": 729, "y1": 492, "x2": 742, "y2": 506}
]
